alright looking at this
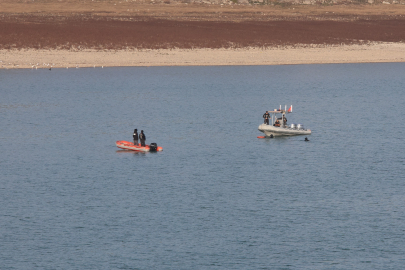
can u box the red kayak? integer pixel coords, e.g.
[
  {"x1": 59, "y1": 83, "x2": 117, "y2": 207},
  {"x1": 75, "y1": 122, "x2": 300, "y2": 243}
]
[{"x1": 116, "y1": 140, "x2": 163, "y2": 152}]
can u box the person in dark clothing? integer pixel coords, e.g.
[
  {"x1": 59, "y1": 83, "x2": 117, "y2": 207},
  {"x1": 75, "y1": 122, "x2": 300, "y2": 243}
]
[
  {"x1": 263, "y1": 111, "x2": 270, "y2": 125},
  {"x1": 139, "y1": 130, "x2": 146, "y2": 147},
  {"x1": 305, "y1": 137, "x2": 310, "y2": 141},
  {"x1": 282, "y1": 115, "x2": 287, "y2": 127},
  {"x1": 133, "y1": 129, "x2": 138, "y2": 146}
]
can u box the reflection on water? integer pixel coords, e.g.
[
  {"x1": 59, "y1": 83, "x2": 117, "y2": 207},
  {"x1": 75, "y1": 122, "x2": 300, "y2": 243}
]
[{"x1": 115, "y1": 149, "x2": 148, "y2": 155}]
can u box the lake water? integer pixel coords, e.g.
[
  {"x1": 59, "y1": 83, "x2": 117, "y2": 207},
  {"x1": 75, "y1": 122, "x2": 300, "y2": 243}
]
[{"x1": 1, "y1": 63, "x2": 405, "y2": 269}]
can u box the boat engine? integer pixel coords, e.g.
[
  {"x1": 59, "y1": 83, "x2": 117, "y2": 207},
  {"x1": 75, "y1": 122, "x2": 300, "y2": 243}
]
[{"x1": 149, "y1": 143, "x2": 158, "y2": 152}]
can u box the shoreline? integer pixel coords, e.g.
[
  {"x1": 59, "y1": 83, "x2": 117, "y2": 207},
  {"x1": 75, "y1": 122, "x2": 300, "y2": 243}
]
[{"x1": 1, "y1": 43, "x2": 405, "y2": 69}]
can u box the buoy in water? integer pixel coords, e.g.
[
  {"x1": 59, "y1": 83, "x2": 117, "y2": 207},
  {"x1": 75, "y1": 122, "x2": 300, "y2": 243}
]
[{"x1": 257, "y1": 136, "x2": 265, "y2": 139}]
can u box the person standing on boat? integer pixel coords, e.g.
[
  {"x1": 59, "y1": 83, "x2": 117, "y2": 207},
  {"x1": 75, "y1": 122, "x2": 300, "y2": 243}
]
[
  {"x1": 263, "y1": 111, "x2": 270, "y2": 125},
  {"x1": 139, "y1": 130, "x2": 146, "y2": 147},
  {"x1": 282, "y1": 115, "x2": 287, "y2": 127},
  {"x1": 133, "y1": 129, "x2": 139, "y2": 146}
]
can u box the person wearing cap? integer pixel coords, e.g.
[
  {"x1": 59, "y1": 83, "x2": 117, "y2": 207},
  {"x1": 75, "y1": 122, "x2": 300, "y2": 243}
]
[
  {"x1": 263, "y1": 111, "x2": 270, "y2": 125},
  {"x1": 139, "y1": 130, "x2": 146, "y2": 147},
  {"x1": 133, "y1": 129, "x2": 138, "y2": 146}
]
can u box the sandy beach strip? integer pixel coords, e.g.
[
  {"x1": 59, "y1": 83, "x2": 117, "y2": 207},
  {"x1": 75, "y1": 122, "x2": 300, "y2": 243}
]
[{"x1": 1, "y1": 43, "x2": 405, "y2": 69}]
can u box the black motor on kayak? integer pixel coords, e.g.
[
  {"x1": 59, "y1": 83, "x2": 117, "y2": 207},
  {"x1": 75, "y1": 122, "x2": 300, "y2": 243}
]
[{"x1": 149, "y1": 143, "x2": 158, "y2": 152}]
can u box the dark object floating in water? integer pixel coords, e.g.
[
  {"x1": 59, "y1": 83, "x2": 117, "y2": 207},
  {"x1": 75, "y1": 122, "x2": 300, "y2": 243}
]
[{"x1": 257, "y1": 134, "x2": 273, "y2": 139}]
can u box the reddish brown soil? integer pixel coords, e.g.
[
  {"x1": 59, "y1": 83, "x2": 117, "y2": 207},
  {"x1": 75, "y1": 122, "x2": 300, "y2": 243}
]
[
  {"x1": 2, "y1": 15, "x2": 405, "y2": 50},
  {"x1": 1, "y1": 1, "x2": 405, "y2": 50}
]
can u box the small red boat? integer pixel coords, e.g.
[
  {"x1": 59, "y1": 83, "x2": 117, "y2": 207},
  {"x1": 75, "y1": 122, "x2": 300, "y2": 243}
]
[{"x1": 116, "y1": 140, "x2": 163, "y2": 152}]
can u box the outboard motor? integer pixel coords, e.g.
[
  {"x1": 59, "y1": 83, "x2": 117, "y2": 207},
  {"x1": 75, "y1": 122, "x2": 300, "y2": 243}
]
[{"x1": 149, "y1": 143, "x2": 158, "y2": 152}]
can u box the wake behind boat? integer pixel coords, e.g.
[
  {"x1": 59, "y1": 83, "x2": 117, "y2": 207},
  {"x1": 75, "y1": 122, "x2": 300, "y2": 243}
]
[
  {"x1": 116, "y1": 140, "x2": 163, "y2": 152},
  {"x1": 258, "y1": 105, "x2": 311, "y2": 137}
]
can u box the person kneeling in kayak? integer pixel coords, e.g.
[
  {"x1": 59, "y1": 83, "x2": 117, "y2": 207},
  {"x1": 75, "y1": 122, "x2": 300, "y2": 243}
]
[{"x1": 139, "y1": 130, "x2": 146, "y2": 147}]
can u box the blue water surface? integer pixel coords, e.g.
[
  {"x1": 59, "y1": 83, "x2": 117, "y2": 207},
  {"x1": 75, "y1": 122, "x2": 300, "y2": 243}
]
[{"x1": 1, "y1": 63, "x2": 405, "y2": 269}]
